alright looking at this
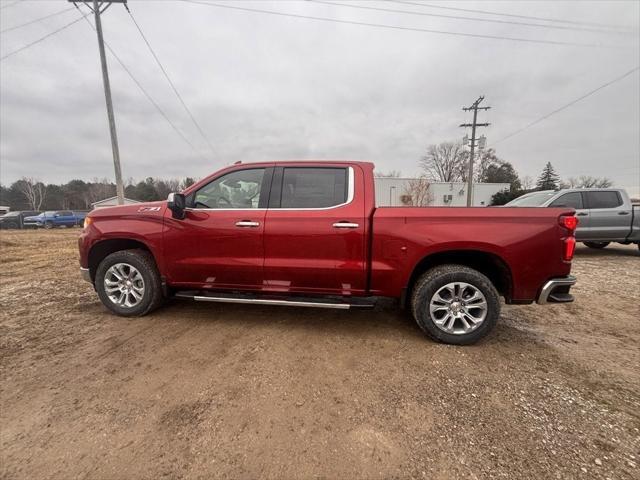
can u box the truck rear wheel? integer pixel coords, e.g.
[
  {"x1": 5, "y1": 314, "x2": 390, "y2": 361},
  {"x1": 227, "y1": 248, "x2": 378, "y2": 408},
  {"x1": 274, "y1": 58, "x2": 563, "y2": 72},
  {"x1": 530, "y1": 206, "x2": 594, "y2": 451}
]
[
  {"x1": 583, "y1": 241, "x2": 609, "y2": 249},
  {"x1": 95, "y1": 249, "x2": 164, "y2": 317},
  {"x1": 411, "y1": 264, "x2": 500, "y2": 345}
]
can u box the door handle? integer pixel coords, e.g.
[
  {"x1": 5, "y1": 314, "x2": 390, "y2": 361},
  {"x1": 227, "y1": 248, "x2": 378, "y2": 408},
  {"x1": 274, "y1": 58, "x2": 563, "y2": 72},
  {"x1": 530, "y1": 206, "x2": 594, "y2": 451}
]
[
  {"x1": 576, "y1": 212, "x2": 588, "y2": 216},
  {"x1": 332, "y1": 222, "x2": 359, "y2": 229},
  {"x1": 235, "y1": 220, "x2": 260, "y2": 227},
  {"x1": 618, "y1": 211, "x2": 630, "y2": 215}
]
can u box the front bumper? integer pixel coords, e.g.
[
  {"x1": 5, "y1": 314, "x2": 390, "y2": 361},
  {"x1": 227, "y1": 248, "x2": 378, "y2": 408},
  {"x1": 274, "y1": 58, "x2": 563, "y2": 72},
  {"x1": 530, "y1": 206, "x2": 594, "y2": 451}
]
[
  {"x1": 80, "y1": 267, "x2": 91, "y2": 283},
  {"x1": 536, "y1": 275, "x2": 576, "y2": 304}
]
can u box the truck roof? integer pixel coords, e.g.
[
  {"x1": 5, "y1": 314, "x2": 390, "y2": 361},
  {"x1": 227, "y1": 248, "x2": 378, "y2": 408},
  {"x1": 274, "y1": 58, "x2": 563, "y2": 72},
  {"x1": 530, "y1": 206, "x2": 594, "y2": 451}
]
[{"x1": 226, "y1": 160, "x2": 376, "y2": 168}]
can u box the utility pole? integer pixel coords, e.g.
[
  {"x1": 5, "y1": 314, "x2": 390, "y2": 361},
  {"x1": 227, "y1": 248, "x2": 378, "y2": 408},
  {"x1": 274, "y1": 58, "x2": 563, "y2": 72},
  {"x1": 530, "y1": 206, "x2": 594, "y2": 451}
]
[
  {"x1": 460, "y1": 96, "x2": 490, "y2": 207},
  {"x1": 70, "y1": 0, "x2": 127, "y2": 205}
]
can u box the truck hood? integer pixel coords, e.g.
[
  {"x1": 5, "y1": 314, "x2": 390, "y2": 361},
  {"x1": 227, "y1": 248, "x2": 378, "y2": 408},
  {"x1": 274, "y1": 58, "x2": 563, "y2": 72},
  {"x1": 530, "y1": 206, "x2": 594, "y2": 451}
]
[{"x1": 88, "y1": 200, "x2": 167, "y2": 218}]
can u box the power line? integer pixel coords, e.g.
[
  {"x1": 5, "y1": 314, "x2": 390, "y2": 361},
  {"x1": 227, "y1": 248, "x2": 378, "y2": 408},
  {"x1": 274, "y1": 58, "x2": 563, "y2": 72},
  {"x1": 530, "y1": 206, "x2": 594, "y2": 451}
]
[
  {"x1": 0, "y1": 12, "x2": 87, "y2": 61},
  {"x1": 494, "y1": 66, "x2": 640, "y2": 144},
  {"x1": 310, "y1": 0, "x2": 625, "y2": 35},
  {"x1": 126, "y1": 6, "x2": 217, "y2": 157},
  {"x1": 78, "y1": 10, "x2": 209, "y2": 162},
  {"x1": 0, "y1": 1, "x2": 22, "y2": 11},
  {"x1": 391, "y1": 0, "x2": 637, "y2": 32},
  {"x1": 181, "y1": 0, "x2": 622, "y2": 49},
  {"x1": 1, "y1": 6, "x2": 76, "y2": 35}
]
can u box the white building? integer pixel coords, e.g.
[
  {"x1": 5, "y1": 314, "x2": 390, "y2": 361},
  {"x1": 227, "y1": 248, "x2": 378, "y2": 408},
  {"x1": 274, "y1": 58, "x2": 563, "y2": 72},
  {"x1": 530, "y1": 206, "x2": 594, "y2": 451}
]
[
  {"x1": 91, "y1": 196, "x2": 141, "y2": 209},
  {"x1": 374, "y1": 177, "x2": 510, "y2": 207}
]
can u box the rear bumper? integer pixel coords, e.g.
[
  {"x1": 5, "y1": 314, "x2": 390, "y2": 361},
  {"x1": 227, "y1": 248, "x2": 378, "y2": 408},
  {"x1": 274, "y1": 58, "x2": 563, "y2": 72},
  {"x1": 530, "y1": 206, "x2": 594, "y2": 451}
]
[{"x1": 536, "y1": 275, "x2": 576, "y2": 305}]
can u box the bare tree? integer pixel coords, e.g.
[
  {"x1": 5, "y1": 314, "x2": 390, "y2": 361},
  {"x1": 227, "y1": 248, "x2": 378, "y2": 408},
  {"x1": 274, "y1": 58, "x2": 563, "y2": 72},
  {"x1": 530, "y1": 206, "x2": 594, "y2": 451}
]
[
  {"x1": 154, "y1": 178, "x2": 181, "y2": 199},
  {"x1": 521, "y1": 175, "x2": 534, "y2": 190},
  {"x1": 402, "y1": 177, "x2": 433, "y2": 206},
  {"x1": 87, "y1": 177, "x2": 116, "y2": 204},
  {"x1": 16, "y1": 177, "x2": 46, "y2": 210},
  {"x1": 420, "y1": 142, "x2": 467, "y2": 182},
  {"x1": 574, "y1": 176, "x2": 613, "y2": 188},
  {"x1": 374, "y1": 170, "x2": 402, "y2": 178}
]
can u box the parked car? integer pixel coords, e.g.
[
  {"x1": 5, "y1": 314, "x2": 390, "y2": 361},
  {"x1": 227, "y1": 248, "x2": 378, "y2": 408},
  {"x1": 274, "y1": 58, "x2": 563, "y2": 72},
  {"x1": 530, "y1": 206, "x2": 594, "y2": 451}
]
[
  {"x1": 79, "y1": 161, "x2": 578, "y2": 345},
  {"x1": 505, "y1": 189, "x2": 639, "y2": 250},
  {"x1": 23, "y1": 211, "x2": 87, "y2": 229},
  {"x1": 0, "y1": 211, "x2": 41, "y2": 229}
]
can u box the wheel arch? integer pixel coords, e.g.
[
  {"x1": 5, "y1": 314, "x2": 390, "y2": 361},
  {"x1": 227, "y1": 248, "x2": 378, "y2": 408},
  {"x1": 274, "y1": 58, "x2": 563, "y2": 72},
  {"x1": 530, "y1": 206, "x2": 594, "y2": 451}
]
[
  {"x1": 88, "y1": 238, "x2": 157, "y2": 283},
  {"x1": 402, "y1": 249, "x2": 513, "y2": 308}
]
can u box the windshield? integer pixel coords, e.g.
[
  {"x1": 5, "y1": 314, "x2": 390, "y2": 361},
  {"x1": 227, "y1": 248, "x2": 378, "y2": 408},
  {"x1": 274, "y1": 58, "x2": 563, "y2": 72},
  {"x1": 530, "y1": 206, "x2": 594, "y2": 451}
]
[{"x1": 506, "y1": 192, "x2": 556, "y2": 207}]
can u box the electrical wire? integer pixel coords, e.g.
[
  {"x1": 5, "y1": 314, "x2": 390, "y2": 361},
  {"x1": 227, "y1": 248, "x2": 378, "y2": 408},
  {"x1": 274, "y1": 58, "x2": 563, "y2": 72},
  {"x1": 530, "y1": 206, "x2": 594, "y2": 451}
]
[
  {"x1": 1, "y1": 6, "x2": 76, "y2": 35},
  {"x1": 391, "y1": 1, "x2": 637, "y2": 32},
  {"x1": 0, "y1": 1, "x2": 21, "y2": 11},
  {"x1": 180, "y1": 0, "x2": 622, "y2": 49},
  {"x1": 494, "y1": 66, "x2": 640, "y2": 144},
  {"x1": 126, "y1": 6, "x2": 217, "y2": 156},
  {"x1": 310, "y1": 0, "x2": 625, "y2": 35},
  {"x1": 0, "y1": 12, "x2": 87, "y2": 61},
  {"x1": 79, "y1": 11, "x2": 209, "y2": 162}
]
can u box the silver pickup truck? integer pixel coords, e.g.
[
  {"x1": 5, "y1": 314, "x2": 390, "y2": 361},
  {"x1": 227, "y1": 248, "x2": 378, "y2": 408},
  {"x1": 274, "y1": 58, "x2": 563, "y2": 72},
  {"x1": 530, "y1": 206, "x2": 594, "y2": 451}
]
[{"x1": 506, "y1": 188, "x2": 640, "y2": 251}]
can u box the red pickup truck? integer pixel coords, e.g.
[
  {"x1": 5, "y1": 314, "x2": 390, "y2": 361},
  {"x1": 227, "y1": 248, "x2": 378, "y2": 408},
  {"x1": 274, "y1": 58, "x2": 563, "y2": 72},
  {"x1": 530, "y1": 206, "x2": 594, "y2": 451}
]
[{"x1": 79, "y1": 161, "x2": 577, "y2": 345}]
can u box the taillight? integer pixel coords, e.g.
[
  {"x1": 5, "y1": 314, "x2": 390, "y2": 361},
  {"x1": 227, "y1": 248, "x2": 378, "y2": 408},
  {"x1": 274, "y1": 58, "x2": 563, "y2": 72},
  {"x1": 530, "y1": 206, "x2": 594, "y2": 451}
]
[
  {"x1": 564, "y1": 236, "x2": 576, "y2": 261},
  {"x1": 559, "y1": 215, "x2": 578, "y2": 232}
]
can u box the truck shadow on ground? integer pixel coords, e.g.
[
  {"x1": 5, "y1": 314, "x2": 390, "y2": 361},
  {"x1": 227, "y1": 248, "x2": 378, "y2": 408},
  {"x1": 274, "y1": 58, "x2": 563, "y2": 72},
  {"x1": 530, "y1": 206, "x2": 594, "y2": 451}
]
[
  {"x1": 154, "y1": 297, "x2": 535, "y2": 348},
  {"x1": 574, "y1": 245, "x2": 639, "y2": 257}
]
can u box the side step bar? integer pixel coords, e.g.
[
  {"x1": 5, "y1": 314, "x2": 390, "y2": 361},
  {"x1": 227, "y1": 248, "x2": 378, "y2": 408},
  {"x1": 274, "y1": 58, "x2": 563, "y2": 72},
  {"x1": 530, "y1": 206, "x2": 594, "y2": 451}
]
[{"x1": 174, "y1": 291, "x2": 375, "y2": 310}]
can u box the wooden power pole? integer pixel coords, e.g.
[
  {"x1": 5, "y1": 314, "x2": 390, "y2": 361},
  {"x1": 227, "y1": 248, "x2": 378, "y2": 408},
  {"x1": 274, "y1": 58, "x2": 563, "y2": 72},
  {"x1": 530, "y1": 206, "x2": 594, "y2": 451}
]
[
  {"x1": 71, "y1": 0, "x2": 127, "y2": 205},
  {"x1": 460, "y1": 96, "x2": 490, "y2": 207}
]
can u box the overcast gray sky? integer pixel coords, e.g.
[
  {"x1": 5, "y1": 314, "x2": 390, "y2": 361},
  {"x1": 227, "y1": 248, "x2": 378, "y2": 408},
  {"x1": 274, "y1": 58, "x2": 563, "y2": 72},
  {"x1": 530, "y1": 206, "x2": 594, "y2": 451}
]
[{"x1": 1, "y1": 0, "x2": 639, "y2": 195}]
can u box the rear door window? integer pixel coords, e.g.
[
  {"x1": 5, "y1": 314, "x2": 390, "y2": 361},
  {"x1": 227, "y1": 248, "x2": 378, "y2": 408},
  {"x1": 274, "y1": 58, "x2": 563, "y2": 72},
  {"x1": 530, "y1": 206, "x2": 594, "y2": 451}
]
[
  {"x1": 585, "y1": 191, "x2": 622, "y2": 209},
  {"x1": 549, "y1": 192, "x2": 584, "y2": 209},
  {"x1": 278, "y1": 168, "x2": 348, "y2": 208}
]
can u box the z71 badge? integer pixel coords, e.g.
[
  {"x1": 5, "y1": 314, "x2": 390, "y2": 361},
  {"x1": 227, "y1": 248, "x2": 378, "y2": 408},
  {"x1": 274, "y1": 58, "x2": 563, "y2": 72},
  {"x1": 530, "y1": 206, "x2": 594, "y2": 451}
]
[{"x1": 138, "y1": 206, "x2": 161, "y2": 212}]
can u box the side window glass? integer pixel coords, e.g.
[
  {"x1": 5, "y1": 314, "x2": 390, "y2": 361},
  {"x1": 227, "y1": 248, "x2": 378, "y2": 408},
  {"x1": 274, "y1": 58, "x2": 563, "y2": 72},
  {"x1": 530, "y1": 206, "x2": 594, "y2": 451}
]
[
  {"x1": 586, "y1": 191, "x2": 622, "y2": 209},
  {"x1": 280, "y1": 168, "x2": 348, "y2": 208},
  {"x1": 549, "y1": 192, "x2": 583, "y2": 209},
  {"x1": 192, "y1": 169, "x2": 264, "y2": 209}
]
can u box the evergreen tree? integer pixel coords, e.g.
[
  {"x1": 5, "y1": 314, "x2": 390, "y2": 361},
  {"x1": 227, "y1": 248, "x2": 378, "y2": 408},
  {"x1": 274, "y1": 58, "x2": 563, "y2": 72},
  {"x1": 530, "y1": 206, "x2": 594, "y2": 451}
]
[{"x1": 536, "y1": 162, "x2": 560, "y2": 190}]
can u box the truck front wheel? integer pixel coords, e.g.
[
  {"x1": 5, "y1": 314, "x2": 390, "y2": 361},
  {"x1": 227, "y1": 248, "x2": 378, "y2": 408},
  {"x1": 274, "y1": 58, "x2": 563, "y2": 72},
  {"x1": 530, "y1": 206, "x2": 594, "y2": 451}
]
[
  {"x1": 411, "y1": 264, "x2": 500, "y2": 345},
  {"x1": 95, "y1": 249, "x2": 164, "y2": 317}
]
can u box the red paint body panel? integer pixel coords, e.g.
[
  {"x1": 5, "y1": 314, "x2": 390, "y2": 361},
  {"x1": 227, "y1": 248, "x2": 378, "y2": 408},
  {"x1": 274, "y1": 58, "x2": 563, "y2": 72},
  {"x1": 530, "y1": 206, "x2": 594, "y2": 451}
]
[
  {"x1": 78, "y1": 161, "x2": 575, "y2": 304},
  {"x1": 370, "y1": 207, "x2": 573, "y2": 300}
]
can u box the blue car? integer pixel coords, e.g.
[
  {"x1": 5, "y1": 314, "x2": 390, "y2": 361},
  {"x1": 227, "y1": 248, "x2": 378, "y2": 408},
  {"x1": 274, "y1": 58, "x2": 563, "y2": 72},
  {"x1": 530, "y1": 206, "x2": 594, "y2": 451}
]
[{"x1": 23, "y1": 210, "x2": 87, "y2": 229}]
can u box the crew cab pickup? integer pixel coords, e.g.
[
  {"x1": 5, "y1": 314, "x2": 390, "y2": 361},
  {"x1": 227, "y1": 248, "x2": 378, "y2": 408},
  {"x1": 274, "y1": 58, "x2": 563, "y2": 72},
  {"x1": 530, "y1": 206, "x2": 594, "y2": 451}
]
[
  {"x1": 25, "y1": 210, "x2": 86, "y2": 229},
  {"x1": 506, "y1": 188, "x2": 639, "y2": 251},
  {"x1": 79, "y1": 161, "x2": 578, "y2": 345}
]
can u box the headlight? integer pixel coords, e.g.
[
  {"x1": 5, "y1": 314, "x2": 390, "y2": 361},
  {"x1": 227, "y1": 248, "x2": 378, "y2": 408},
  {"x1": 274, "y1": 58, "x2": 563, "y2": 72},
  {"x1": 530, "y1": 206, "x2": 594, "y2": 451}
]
[{"x1": 83, "y1": 217, "x2": 93, "y2": 229}]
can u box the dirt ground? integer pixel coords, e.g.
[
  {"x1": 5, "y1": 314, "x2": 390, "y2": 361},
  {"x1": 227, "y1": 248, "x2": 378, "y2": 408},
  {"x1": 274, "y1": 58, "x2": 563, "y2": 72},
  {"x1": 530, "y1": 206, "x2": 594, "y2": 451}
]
[{"x1": 0, "y1": 229, "x2": 638, "y2": 480}]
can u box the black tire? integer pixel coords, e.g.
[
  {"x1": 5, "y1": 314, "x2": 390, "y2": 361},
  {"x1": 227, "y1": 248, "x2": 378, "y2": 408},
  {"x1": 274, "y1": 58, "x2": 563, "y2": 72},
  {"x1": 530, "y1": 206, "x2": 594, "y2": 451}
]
[
  {"x1": 411, "y1": 264, "x2": 500, "y2": 345},
  {"x1": 6, "y1": 222, "x2": 19, "y2": 229},
  {"x1": 583, "y1": 241, "x2": 610, "y2": 249},
  {"x1": 95, "y1": 249, "x2": 164, "y2": 317}
]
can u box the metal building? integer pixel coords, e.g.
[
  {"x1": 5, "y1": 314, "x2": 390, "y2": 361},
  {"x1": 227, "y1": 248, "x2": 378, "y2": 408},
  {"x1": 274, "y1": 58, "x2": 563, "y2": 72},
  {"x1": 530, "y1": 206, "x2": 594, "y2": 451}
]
[{"x1": 374, "y1": 177, "x2": 510, "y2": 207}]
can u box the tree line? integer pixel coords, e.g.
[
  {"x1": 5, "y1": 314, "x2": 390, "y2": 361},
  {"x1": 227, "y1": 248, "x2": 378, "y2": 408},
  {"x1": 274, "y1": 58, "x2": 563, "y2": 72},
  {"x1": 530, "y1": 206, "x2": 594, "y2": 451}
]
[
  {"x1": 378, "y1": 141, "x2": 612, "y2": 205},
  {"x1": 0, "y1": 177, "x2": 196, "y2": 211}
]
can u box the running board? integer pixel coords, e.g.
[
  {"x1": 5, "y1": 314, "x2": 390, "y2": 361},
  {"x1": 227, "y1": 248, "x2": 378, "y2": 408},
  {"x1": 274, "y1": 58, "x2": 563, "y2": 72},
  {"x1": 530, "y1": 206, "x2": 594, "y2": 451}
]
[{"x1": 174, "y1": 291, "x2": 375, "y2": 310}]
